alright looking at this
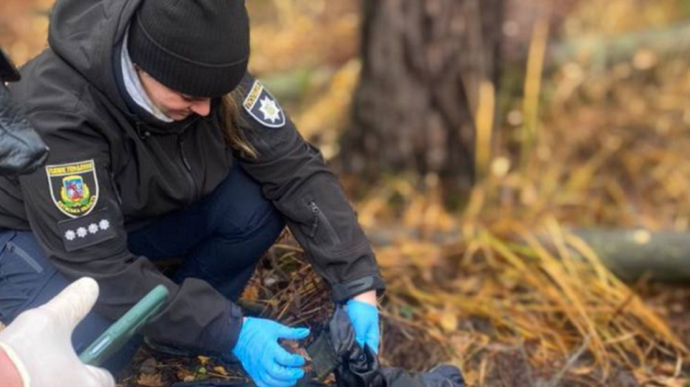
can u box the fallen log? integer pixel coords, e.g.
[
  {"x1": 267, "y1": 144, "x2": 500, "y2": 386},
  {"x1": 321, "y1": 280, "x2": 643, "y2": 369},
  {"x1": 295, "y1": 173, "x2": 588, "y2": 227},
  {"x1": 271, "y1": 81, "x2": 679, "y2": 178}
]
[
  {"x1": 570, "y1": 228, "x2": 690, "y2": 282},
  {"x1": 368, "y1": 225, "x2": 690, "y2": 282},
  {"x1": 549, "y1": 22, "x2": 690, "y2": 67}
]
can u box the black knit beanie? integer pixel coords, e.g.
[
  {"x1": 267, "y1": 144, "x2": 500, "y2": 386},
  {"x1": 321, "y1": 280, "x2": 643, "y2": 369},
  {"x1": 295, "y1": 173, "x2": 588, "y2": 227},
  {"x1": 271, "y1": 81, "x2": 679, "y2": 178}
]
[{"x1": 128, "y1": 0, "x2": 250, "y2": 98}]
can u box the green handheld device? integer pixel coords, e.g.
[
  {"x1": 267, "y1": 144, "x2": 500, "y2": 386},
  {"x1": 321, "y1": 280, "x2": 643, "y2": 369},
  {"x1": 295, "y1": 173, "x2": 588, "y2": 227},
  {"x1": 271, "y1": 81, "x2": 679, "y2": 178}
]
[{"x1": 79, "y1": 284, "x2": 169, "y2": 366}]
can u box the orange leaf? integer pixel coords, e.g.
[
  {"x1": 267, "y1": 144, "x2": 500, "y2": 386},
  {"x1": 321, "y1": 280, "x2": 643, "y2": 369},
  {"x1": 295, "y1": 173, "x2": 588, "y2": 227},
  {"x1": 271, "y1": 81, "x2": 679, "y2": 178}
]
[{"x1": 137, "y1": 373, "x2": 166, "y2": 387}]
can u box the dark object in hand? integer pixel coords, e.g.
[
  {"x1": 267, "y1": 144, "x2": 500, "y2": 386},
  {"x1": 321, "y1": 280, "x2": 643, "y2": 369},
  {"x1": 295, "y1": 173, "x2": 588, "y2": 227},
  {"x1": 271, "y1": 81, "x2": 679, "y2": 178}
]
[
  {"x1": 0, "y1": 48, "x2": 49, "y2": 176},
  {"x1": 309, "y1": 307, "x2": 465, "y2": 387}
]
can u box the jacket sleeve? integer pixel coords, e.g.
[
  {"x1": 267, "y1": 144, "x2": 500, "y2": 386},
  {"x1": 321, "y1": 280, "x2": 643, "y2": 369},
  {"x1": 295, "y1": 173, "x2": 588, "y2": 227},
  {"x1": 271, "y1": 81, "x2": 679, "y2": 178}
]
[
  {"x1": 235, "y1": 73, "x2": 385, "y2": 302},
  {"x1": 17, "y1": 110, "x2": 242, "y2": 356}
]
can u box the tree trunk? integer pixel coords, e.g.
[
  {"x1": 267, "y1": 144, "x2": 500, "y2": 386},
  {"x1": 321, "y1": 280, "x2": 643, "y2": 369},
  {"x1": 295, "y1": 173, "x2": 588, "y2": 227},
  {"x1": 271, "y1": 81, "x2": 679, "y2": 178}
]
[{"x1": 340, "y1": 0, "x2": 504, "y2": 197}]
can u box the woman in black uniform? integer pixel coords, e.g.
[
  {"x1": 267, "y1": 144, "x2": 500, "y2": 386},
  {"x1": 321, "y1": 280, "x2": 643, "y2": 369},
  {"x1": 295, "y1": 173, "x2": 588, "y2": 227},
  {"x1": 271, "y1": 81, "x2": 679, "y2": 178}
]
[{"x1": 0, "y1": 1, "x2": 384, "y2": 386}]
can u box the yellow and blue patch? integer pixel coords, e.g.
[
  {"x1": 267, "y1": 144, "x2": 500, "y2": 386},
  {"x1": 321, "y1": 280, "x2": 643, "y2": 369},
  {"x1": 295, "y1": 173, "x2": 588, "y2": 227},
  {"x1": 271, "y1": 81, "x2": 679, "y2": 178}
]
[
  {"x1": 45, "y1": 160, "x2": 99, "y2": 218},
  {"x1": 243, "y1": 80, "x2": 286, "y2": 128}
]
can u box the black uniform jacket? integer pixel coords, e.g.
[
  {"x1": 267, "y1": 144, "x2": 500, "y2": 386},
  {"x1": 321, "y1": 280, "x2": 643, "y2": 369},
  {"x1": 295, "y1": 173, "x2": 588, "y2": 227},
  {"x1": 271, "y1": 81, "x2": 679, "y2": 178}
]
[{"x1": 0, "y1": 0, "x2": 384, "y2": 355}]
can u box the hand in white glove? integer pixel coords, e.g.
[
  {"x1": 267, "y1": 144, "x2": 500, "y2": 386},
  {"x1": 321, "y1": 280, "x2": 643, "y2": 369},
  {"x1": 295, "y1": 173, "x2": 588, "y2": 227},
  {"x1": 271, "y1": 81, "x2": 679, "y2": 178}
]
[{"x1": 0, "y1": 277, "x2": 115, "y2": 387}]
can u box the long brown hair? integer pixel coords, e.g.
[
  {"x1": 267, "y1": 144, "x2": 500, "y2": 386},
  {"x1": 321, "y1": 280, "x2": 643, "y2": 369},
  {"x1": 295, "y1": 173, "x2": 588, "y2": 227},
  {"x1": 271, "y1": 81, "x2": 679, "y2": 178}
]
[{"x1": 220, "y1": 89, "x2": 258, "y2": 159}]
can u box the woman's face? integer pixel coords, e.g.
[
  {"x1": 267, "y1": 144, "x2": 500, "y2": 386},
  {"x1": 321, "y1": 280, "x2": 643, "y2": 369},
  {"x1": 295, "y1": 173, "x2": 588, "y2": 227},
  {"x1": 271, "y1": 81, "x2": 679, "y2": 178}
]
[{"x1": 136, "y1": 68, "x2": 211, "y2": 121}]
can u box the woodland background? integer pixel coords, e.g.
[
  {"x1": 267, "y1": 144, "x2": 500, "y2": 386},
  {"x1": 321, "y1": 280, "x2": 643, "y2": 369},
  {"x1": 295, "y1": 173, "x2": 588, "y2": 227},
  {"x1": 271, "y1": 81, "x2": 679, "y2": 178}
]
[{"x1": 4, "y1": 0, "x2": 690, "y2": 386}]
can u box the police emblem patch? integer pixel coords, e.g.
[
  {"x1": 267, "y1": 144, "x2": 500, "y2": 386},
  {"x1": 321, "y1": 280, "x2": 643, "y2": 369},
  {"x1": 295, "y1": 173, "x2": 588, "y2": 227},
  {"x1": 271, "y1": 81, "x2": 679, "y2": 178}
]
[
  {"x1": 45, "y1": 160, "x2": 99, "y2": 218},
  {"x1": 243, "y1": 80, "x2": 286, "y2": 128}
]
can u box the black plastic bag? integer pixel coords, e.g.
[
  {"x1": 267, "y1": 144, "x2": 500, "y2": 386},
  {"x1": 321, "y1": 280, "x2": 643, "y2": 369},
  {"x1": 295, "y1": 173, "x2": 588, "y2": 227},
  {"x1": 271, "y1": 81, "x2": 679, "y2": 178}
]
[{"x1": 307, "y1": 307, "x2": 465, "y2": 387}]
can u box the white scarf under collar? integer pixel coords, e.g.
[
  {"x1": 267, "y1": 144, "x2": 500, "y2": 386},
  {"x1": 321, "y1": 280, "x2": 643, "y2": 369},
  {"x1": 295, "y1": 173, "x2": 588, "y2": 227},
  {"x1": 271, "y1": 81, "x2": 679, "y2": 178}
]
[{"x1": 120, "y1": 30, "x2": 173, "y2": 122}]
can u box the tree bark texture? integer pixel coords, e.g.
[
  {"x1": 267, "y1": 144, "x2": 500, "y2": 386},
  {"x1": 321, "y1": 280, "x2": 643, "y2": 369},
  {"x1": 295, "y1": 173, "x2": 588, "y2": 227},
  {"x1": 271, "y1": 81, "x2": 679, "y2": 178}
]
[{"x1": 340, "y1": 0, "x2": 504, "y2": 195}]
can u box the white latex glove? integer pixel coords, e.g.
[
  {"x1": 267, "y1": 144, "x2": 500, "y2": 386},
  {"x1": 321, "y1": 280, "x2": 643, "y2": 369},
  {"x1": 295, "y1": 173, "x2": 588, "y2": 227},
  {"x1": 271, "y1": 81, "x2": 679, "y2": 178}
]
[{"x1": 0, "y1": 277, "x2": 115, "y2": 387}]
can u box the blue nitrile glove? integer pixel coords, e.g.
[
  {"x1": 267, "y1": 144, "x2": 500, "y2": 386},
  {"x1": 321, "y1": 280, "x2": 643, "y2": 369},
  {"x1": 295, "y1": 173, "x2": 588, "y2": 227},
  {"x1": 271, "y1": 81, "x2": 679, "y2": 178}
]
[
  {"x1": 232, "y1": 317, "x2": 310, "y2": 387},
  {"x1": 345, "y1": 299, "x2": 380, "y2": 353}
]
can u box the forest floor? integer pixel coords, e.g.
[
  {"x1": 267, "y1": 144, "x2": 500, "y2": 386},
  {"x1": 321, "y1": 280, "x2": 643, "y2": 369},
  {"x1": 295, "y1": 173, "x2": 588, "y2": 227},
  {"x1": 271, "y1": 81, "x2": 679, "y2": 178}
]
[
  {"x1": 115, "y1": 227, "x2": 690, "y2": 387},
  {"x1": 5, "y1": 0, "x2": 690, "y2": 386}
]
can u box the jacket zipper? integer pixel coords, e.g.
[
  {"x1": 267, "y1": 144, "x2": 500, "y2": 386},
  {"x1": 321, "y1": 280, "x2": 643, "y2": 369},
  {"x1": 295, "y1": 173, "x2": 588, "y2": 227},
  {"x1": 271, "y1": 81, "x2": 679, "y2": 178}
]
[
  {"x1": 137, "y1": 118, "x2": 200, "y2": 207},
  {"x1": 6, "y1": 242, "x2": 44, "y2": 273},
  {"x1": 109, "y1": 172, "x2": 123, "y2": 207},
  {"x1": 308, "y1": 201, "x2": 341, "y2": 245},
  {"x1": 177, "y1": 135, "x2": 197, "y2": 206}
]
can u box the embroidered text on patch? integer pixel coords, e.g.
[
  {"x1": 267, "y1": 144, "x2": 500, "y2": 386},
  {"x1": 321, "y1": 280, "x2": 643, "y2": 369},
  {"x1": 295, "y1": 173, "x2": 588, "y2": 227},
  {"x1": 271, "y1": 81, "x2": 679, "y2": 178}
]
[
  {"x1": 45, "y1": 160, "x2": 99, "y2": 218},
  {"x1": 243, "y1": 80, "x2": 286, "y2": 128}
]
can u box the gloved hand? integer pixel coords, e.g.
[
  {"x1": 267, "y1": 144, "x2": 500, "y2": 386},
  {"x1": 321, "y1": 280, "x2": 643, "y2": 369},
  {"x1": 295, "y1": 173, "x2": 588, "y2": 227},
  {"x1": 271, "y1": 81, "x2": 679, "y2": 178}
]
[
  {"x1": 345, "y1": 299, "x2": 380, "y2": 354},
  {"x1": 232, "y1": 317, "x2": 310, "y2": 387},
  {"x1": 0, "y1": 277, "x2": 115, "y2": 387}
]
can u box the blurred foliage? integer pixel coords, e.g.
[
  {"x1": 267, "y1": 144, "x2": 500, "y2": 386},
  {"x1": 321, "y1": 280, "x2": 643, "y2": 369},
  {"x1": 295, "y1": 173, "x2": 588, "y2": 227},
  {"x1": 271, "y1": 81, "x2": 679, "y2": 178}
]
[
  {"x1": 6, "y1": 0, "x2": 690, "y2": 386},
  {"x1": 562, "y1": 0, "x2": 690, "y2": 37}
]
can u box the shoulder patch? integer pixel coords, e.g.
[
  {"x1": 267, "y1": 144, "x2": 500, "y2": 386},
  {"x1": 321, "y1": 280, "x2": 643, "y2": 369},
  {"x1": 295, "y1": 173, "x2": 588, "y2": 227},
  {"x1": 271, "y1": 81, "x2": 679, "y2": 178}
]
[
  {"x1": 243, "y1": 80, "x2": 286, "y2": 128},
  {"x1": 45, "y1": 160, "x2": 99, "y2": 218},
  {"x1": 57, "y1": 208, "x2": 116, "y2": 252}
]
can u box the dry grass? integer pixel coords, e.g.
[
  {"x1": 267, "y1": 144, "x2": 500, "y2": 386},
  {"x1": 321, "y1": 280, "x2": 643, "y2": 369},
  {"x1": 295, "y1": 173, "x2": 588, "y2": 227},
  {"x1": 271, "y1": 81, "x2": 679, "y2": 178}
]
[{"x1": 357, "y1": 180, "x2": 689, "y2": 386}]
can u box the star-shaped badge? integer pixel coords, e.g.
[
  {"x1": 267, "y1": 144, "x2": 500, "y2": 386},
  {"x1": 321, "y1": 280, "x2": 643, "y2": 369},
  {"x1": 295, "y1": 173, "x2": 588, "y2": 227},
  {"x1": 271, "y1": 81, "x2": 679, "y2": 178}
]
[{"x1": 259, "y1": 96, "x2": 281, "y2": 123}]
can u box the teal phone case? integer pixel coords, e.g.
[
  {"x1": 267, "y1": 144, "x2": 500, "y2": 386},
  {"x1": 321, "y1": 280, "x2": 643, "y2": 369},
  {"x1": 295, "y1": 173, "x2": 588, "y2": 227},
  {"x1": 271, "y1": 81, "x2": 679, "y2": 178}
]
[{"x1": 79, "y1": 285, "x2": 169, "y2": 366}]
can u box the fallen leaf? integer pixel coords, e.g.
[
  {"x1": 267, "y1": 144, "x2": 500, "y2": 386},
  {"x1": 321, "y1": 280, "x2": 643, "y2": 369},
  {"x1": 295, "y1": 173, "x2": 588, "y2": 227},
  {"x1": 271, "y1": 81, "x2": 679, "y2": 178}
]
[
  {"x1": 137, "y1": 373, "x2": 166, "y2": 387},
  {"x1": 213, "y1": 366, "x2": 229, "y2": 376},
  {"x1": 440, "y1": 312, "x2": 458, "y2": 333}
]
